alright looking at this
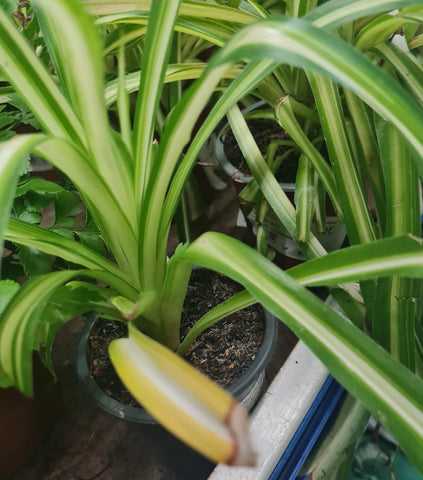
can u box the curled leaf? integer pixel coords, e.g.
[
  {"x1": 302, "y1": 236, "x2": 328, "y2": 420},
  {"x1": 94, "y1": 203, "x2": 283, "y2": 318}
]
[{"x1": 109, "y1": 324, "x2": 256, "y2": 466}]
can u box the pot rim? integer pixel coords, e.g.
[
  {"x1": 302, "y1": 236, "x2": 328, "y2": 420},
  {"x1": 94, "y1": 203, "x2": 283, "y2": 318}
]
[{"x1": 214, "y1": 100, "x2": 269, "y2": 184}]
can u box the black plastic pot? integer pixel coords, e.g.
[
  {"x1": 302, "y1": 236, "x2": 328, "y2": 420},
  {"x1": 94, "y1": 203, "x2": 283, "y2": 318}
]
[{"x1": 75, "y1": 309, "x2": 277, "y2": 479}]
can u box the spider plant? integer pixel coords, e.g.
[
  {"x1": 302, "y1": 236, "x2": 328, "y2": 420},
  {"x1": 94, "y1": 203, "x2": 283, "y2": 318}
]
[{"x1": 1, "y1": 0, "x2": 423, "y2": 473}]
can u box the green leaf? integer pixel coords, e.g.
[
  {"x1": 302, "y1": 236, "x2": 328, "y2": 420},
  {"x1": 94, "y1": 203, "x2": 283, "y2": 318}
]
[
  {"x1": 275, "y1": 95, "x2": 340, "y2": 214},
  {"x1": 400, "y1": 6, "x2": 423, "y2": 22},
  {"x1": 307, "y1": 73, "x2": 377, "y2": 246},
  {"x1": 0, "y1": 279, "x2": 19, "y2": 315},
  {"x1": 6, "y1": 218, "x2": 138, "y2": 297},
  {"x1": 342, "y1": 88, "x2": 385, "y2": 229},
  {"x1": 0, "y1": 134, "x2": 45, "y2": 276},
  {"x1": 287, "y1": 0, "x2": 318, "y2": 17},
  {"x1": 0, "y1": 0, "x2": 17, "y2": 16},
  {"x1": 12, "y1": 194, "x2": 43, "y2": 224},
  {"x1": 74, "y1": 230, "x2": 106, "y2": 257},
  {"x1": 0, "y1": 266, "x2": 141, "y2": 395},
  {"x1": 373, "y1": 276, "x2": 423, "y2": 371},
  {"x1": 18, "y1": 188, "x2": 53, "y2": 210},
  {"x1": 84, "y1": 0, "x2": 258, "y2": 24},
  {"x1": 0, "y1": 269, "x2": 84, "y2": 394},
  {"x1": 313, "y1": 173, "x2": 326, "y2": 233},
  {"x1": 49, "y1": 228, "x2": 74, "y2": 241},
  {"x1": 305, "y1": 0, "x2": 423, "y2": 29},
  {"x1": 416, "y1": 310, "x2": 423, "y2": 378},
  {"x1": 295, "y1": 154, "x2": 314, "y2": 242},
  {"x1": 52, "y1": 191, "x2": 82, "y2": 227},
  {"x1": 15, "y1": 177, "x2": 63, "y2": 197},
  {"x1": 103, "y1": 24, "x2": 146, "y2": 56},
  {"x1": 373, "y1": 42, "x2": 423, "y2": 106},
  {"x1": 0, "y1": 127, "x2": 16, "y2": 142},
  {"x1": 8, "y1": 94, "x2": 42, "y2": 130},
  {"x1": 97, "y1": 13, "x2": 235, "y2": 52},
  {"x1": 0, "y1": 107, "x2": 15, "y2": 130},
  {"x1": 133, "y1": 0, "x2": 181, "y2": 206},
  {"x1": 19, "y1": 246, "x2": 53, "y2": 278},
  {"x1": 104, "y1": 64, "x2": 219, "y2": 107},
  {"x1": 177, "y1": 289, "x2": 256, "y2": 355},
  {"x1": 288, "y1": 235, "x2": 423, "y2": 286},
  {"x1": 32, "y1": 137, "x2": 138, "y2": 278},
  {"x1": 13, "y1": 178, "x2": 75, "y2": 228},
  {"x1": 23, "y1": 280, "x2": 123, "y2": 379},
  {"x1": 354, "y1": 13, "x2": 414, "y2": 51},
  {"x1": 371, "y1": 119, "x2": 422, "y2": 369},
  {"x1": 45, "y1": 282, "x2": 118, "y2": 318},
  {"x1": 0, "y1": 85, "x2": 14, "y2": 103}
]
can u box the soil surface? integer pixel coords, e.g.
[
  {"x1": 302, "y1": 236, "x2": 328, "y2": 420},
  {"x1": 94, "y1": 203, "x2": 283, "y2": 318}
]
[
  {"x1": 88, "y1": 269, "x2": 264, "y2": 407},
  {"x1": 182, "y1": 269, "x2": 264, "y2": 385}
]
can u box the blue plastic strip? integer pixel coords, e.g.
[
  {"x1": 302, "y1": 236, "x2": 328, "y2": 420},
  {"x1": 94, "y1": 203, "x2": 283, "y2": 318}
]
[{"x1": 269, "y1": 375, "x2": 345, "y2": 480}]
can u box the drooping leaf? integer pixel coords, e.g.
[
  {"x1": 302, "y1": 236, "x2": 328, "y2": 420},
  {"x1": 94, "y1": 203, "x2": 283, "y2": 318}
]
[
  {"x1": 6, "y1": 218, "x2": 138, "y2": 297},
  {"x1": 0, "y1": 269, "x2": 83, "y2": 394},
  {"x1": 288, "y1": 235, "x2": 423, "y2": 286},
  {"x1": 110, "y1": 323, "x2": 256, "y2": 466},
  {"x1": 42, "y1": 282, "x2": 123, "y2": 375}
]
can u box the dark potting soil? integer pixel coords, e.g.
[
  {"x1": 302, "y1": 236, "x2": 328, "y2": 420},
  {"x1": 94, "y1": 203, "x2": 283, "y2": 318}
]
[
  {"x1": 221, "y1": 118, "x2": 298, "y2": 183},
  {"x1": 88, "y1": 269, "x2": 264, "y2": 407}
]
